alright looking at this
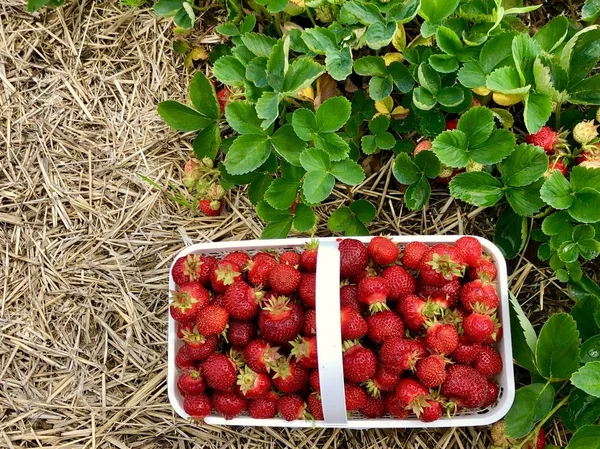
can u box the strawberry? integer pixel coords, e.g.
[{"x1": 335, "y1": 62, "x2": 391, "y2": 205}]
[
  {"x1": 342, "y1": 341, "x2": 377, "y2": 383},
  {"x1": 420, "y1": 399, "x2": 442, "y2": 422},
  {"x1": 344, "y1": 383, "x2": 368, "y2": 411},
  {"x1": 340, "y1": 306, "x2": 368, "y2": 340},
  {"x1": 380, "y1": 337, "x2": 427, "y2": 374},
  {"x1": 177, "y1": 369, "x2": 207, "y2": 395},
  {"x1": 460, "y1": 279, "x2": 499, "y2": 313},
  {"x1": 339, "y1": 239, "x2": 369, "y2": 279},
  {"x1": 247, "y1": 254, "x2": 278, "y2": 288},
  {"x1": 290, "y1": 336, "x2": 318, "y2": 369},
  {"x1": 175, "y1": 345, "x2": 195, "y2": 370},
  {"x1": 277, "y1": 394, "x2": 309, "y2": 421},
  {"x1": 210, "y1": 260, "x2": 242, "y2": 293},
  {"x1": 196, "y1": 304, "x2": 229, "y2": 337},
  {"x1": 396, "y1": 295, "x2": 441, "y2": 331},
  {"x1": 525, "y1": 126, "x2": 563, "y2": 153},
  {"x1": 280, "y1": 251, "x2": 301, "y2": 267},
  {"x1": 223, "y1": 251, "x2": 251, "y2": 268},
  {"x1": 445, "y1": 118, "x2": 458, "y2": 130},
  {"x1": 182, "y1": 329, "x2": 218, "y2": 361},
  {"x1": 309, "y1": 369, "x2": 320, "y2": 391},
  {"x1": 258, "y1": 296, "x2": 304, "y2": 344},
  {"x1": 360, "y1": 395, "x2": 386, "y2": 418},
  {"x1": 183, "y1": 394, "x2": 212, "y2": 420},
  {"x1": 268, "y1": 264, "x2": 301, "y2": 295},
  {"x1": 244, "y1": 339, "x2": 281, "y2": 373},
  {"x1": 223, "y1": 282, "x2": 262, "y2": 321},
  {"x1": 546, "y1": 159, "x2": 568, "y2": 176},
  {"x1": 248, "y1": 392, "x2": 278, "y2": 419},
  {"x1": 368, "y1": 236, "x2": 399, "y2": 265},
  {"x1": 425, "y1": 322, "x2": 459, "y2": 355},
  {"x1": 381, "y1": 265, "x2": 416, "y2": 301},
  {"x1": 533, "y1": 429, "x2": 546, "y2": 449},
  {"x1": 463, "y1": 312, "x2": 496, "y2": 343},
  {"x1": 172, "y1": 254, "x2": 216, "y2": 287},
  {"x1": 170, "y1": 285, "x2": 207, "y2": 323},
  {"x1": 365, "y1": 365, "x2": 400, "y2": 397},
  {"x1": 300, "y1": 240, "x2": 319, "y2": 272},
  {"x1": 482, "y1": 379, "x2": 500, "y2": 408},
  {"x1": 467, "y1": 256, "x2": 497, "y2": 282},
  {"x1": 226, "y1": 320, "x2": 257, "y2": 349},
  {"x1": 419, "y1": 246, "x2": 465, "y2": 286},
  {"x1": 340, "y1": 284, "x2": 360, "y2": 311},
  {"x1": 416, "y1": 355, "x2": 447, "y2": 388},
  {"x1": 349, "y1": 267, "x2": 370, "y2": 285},
  {"x1": 198, "y1": 199, "x2": 222, "y2": 216},
  {"x1": 307, "y1": 392, "x2": 324, "y2": 419},
  {"x1": 202, "y1": 353, "x2": 238, "y2": 391},
  {"x1": 236, "y1": 366, "x2": 272, "y2": 399},
  {"x1": 395, "y1": 378, "x2": 429, "y2": 416},
  {"x1": 483, "y1": 321, "x2": 503, "y2": 344},
  {"x1": 401, "y1": 241, "x2": 430, "y2": 270},
  {"x1": 453, "y1": 336, "x2": 482, "y2": 364},
  {"x1": 298, "y1": 273, "x2": 316, "y2": 308},
  {"x1": 455, "y1": 236, "x2": 482, "y2": 266},
  {"x1": 417, "y1": 279, "x2": 461, "y2": 308},
  {"x1": 367, "y1": 311, "x2": 404, "y2": 343},
  {"x1": 441, "y1": 364, "x2": 488, "y2": 409},
  {"x1": 303, "y1": 309, "x2": 317, "y2": 336},
  {"x1": 211, "y1": 390, "x2": 247, "y2": 420},
  {"x1": 177, "y1": 321, "x2": 194, "y2": 339},
  {"x1": 272, "y1": 359, "x2": 309, "y2": 393},
  {"x1": 217, "y1": 87, "x2": 231, "y2": 113},
  {"x1": 437, "y1": 168, "x2": 462, "y2": 184},
  {"x1": 357, "y1": 276, "x2": 390, "y2": 313},
  {"x1": 384, "y1": 392, "x2": 408, "y2": 418},
  {"x1": 472, "y1": 345, "x2": 503, "y2": 378},
  {"x1": 213, "y1": 294, "x2": 225, "y2": 307},
  {"x1": 573, "y1": 120, "x2": 598, "y2": 144},
  {"x1": 413, "y1": 140, "x2": 432, "y2": 155}
]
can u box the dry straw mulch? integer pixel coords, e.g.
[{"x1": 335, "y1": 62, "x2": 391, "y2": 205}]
[{"x1": 0, "y1": 1, "x2": 571, "y2": 447}]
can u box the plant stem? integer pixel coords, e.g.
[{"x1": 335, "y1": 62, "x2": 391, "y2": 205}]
[
  {"x1": 274, "y1": 12, "x2": 283, "y2": 36},
  {"x1": 305, "y1": 7, "x2": 317, "y2": 27},
  {"x1": 555, "y1": 102, "x2": 563, "y2": 129},
  {"x1": 191, "y1": 3, "x2": 221, "y2": 12}
]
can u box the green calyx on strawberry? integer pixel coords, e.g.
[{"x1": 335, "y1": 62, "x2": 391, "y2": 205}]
[
  {"x1": 395, "y1": 378, "x2": 430, "y2": 417},
  {"x1": 357, "y1": 275, "x2": 390, "y2": 314},
  {"x1": 290, "y1": 335, "x2": 318, "y2": 369},
  {"x1": 424, "y1": 252, "x2": 465, "y2": 283},
  {"x1": 262, "y1": 295, "x2": 292, "y2": 317},
  {"x1": 236, "y1": 365, "x2": 271, "y2": 398}
]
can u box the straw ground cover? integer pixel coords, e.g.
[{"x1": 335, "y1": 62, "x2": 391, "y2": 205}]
[{"x1": 0, "y1": 0, "x2": 575, "y2": 447}]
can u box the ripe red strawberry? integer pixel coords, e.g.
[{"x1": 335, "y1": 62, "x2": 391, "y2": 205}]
[
  {"x1": 425, "y1": 322, "x2": 459, "y2": 355},
  {"x1": 303, "y1": 309, "x2": 317, "y2": 336},
  {"x1": 247, "y1": 254, "x2": 278, "y2": 288},
  {"x1": 280, "y1": 251, "x2": 301, "y2": 267},
  {"x1": 300, "y1": 240, "x2": 318, "y2": 272},
  {"x1": 441, "y1": 364, "x2": 488, "y2": 408},
  {"x1": 401, "y1": 241, "x2": 430, "y2": 270},
  {"x1": 472, "y1": 345, "x2": 503, "y2": 378},
  {"x1": 213, "y1": 293, "x2": 225, "y2": 307},
  {"x1": 223, "y1": 251, "x2": 251, "y2": 269},
  {"x1": 227, "y1": 320, "x2": 257, "y2": 348},
  {"x1": 258, "y1": 296, "x2": 304, "y2": 344},
  {"x1": 445, "y1": 118, "x2": 458, "y2": 130},
  {"x1": 307, "y1": 392, "x2": 324, "y2": 419},
  {"x1": 357, "y1": 276, "x2": 390, "y2": 313},
  {"x1": 380, "y1": 337, "x2": 427, "y2": 374},
  {"x1": 367, "y1": 311, "x2": 404, "y2": 343},
  {"x1": 223, "y1": 282, "x2": 262, "y2": 321},
  {"x1": 418, "y1": 279, "x2": 461, "y2": 308},
  {"x1": 360, "y1": 395, "x2": 386, "y2": 418},
  {"x1": 384, "y1": 392, "x2": 408, "y2": 418},
  {"x1": 368, "y1": 237, "x2": 399, "y2": 265},
  {"x1": 483, "y1": 321, "x2": 503, "y2": 344},
  {"x1": 248, "y1": 392, "x2": 278, "y2": 419},
  {"x1": 172, "y1": 254, "x2": 216, "y2": 286},
  {"x1": 482, "y1": 379, "x2": 500, "y2": 408},
  {"x1": 467, "y1": 256, "x2": 497, "y2": 282},
  {"x1": 236, "y1": 366, "x2": 272, "y2": 399},
  {"x1": 202, "y1": 353, "x2": 238, "y2": 391},
  {"x1": 365, "y1": 365, "x2": 400, "y2": 397},
  {"x1": 340, "y1": 284, "x2": 360, "y2": 311},
  {"x1": 196, "y1": 304, "x2": 229, "y2": 336},
  {"x1": 381, "y1": 265, "x2": 416, "y2": 301},
  {"x1": 531, "y1": 429, "x2": 545, "y2": 449},
  {"x1": 272, "y1": 359, "x2": 309, "y2": 393},
  {"x1": 175, "y1": 345, "x2": 195, "y2": 370},
  {"x1": 395, "y1": 378, "x2": 429, "y2": 416},
  {"x1": 547, "y1": 159, "x2": 568, "y2": 176},
  {"x1": 455, "y1": 236, "x2": 482, "y2": 266},
  {"x1": 349, "y1": 267, "x2": 370, "y2": 284},
  {"x1": 460, "y1": 279, "x2": 499, "y2": 313},
  {"x1": 217, "y1": 87, "x2": 231, "y2": 113},
  {"x1": 183, "y1": 394, "x2": 212, "y2": 420},
  {"x1": 342, "y1": 341, "x2": 377, "y2": 383},
  {"x1": 309, "y1": 369, "x2": 320, "y2": 391},
  {"x1": 177, "y1": 321, "x2": 194, "y2": 340},
  {"x1": 211, "y1": 390, "x2": 247, "y2": 420},
  {"x1": 344, "y1": 383, "x2": 368, "y2": 411},
  {"x1": 177, "y1": 369, "x2": 207, "y2": 395},
  {"x1": 339, "y1": 239, "x2": 369, "y2": 279},
  {"x1": 463, "y1": 312, "x2": 496, "y2": 343},
  {"x1": 298, "y1": 273, "x2": 316, "y2": 308},
  {"x1": 199, "y1": 198, "x2": 222, "y2": 216},
  {"x1": 396, "y1": 295, "x2": 440, "y2": 331},
  {"x1": 210, "y1": 260, "x2": 242, "y2": 293},
  {"x1": 268, "y1": 264, "x2": 301, "y2": 295},
  {"x1": 416, "y1": 355, "x2": 447, "y2": 388},
  {"x1": 420, "y1": 399, "x2": 442, "y2": 422},
  {"x1": 453, "y1": 336, "x2": 482, "y2": 363},
  {"x1": 277, "y1": 394, "x2": 309, "y2": 421},
  {"x1": 244, "y1": 339, "x2": 281, "y2": 373},
  {"x1": 170, "y1": 286, "x2": 206, "y2": 323},
  {"x1": 340, "y1": 306, "x2": 368, "y2": 340},
  {"x1": 525, "y1": 126, "x2": 560, "y2": 153},
  {"x1": 413, "y1": 140, "x2": 432, "y2": 155},
  {"x1": 419, "y1": 247, "x2": 465, "y2": 286},
  {"x1": 182, "y1": 329, "x2": 218, "y2": 361},
  {"x1": 290, "y1": 336, "x2": 318, "y2": 369}
]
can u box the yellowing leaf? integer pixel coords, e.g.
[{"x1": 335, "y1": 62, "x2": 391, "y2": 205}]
[
  {"x1": 375, "y1": 97, "x2": 394, "y2": 114},
  {"x1": 391, "y1": 105, "x2": 410, "y2": 119},
  {"x1": 190, "y1": 47, "x2": 208, "y2": 61},
  {"x1": 473, "y1": 86, "x2": 491, "y2": 96},
  {"x1": 493, "y1": 92, "x2": 524, "y2": 106},
  {"x1": 392, "y1": 24, "x2": 407, "y2": 51},
  {"x1": 295, "y1": 85, "x2": 314, "y2": 102},
  {"x1": 383, "y1": 53, "x2": 403, "y2": 66}
]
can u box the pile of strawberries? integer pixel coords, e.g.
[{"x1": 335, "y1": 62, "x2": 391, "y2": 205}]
[{"x1": 170, "y1": 237, "x2": 503, "y2": 423}]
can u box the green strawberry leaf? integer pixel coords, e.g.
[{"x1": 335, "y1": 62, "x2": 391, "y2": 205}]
[
  {"x1": 241, "y1": 32, "x2": 278, "y2": 58},
  {"x1": 192, "y1": 123, "x2": 220, "y2": 160},
  {"x1": 302, "y1": 170, "x2": 335, "y2": 204},
  {"x1": 495, "y1": 208, "x2": 528, "y2": 259},
  {"x1": 328, "y1": 206, "x2": 353, "y2": 232},
  {"x1": 261, "y1": 217, "x2": 293, "y2": 239},
  {"x1": 292, "y1": 203, "x2": 315, "y2": 232},
  {"x1": 350, "y1": 199, "x2": 376, "y2": 223},
  {"x1": 264, "y1": 178, "x2": 300, "y2": 210},
  {"x1": 248, "y1": 174, "x2": 273, "y2": 206},
  {"x1": 570, "y1": 188, "x2": 600, "y2": 223},
  {"x1": 509, "y1": 292, "x2": 539, "y2": 373},
  {"x1": 536, "y1": 313, "x2": 581, "y2": 381},
  {"x1": 505, "y1": 180, "x2": 546, "y2": 217},
  {"x1": 571, "y1": 167, "x2": 600, "y2": 192},
  {"x1": 393, "y1": 153, "x2": 421, "y2": 185},
  {"x1": 225, "y1": 100, "x2": 265, "y2": 135},
  {"x1": 157, "y1": 101, "x2": 214, "y2": 132},
  {"x1": 524, "y1": 92, "x2": 553, "y2": 134},
  {"x1": 432, "y1": 130, "x2": 469, "y2": 168},
  {"x1": 449, "y1": 172, "x2": 504, "y2": 207},
  {"x1": 565, "y1": 425, "x2": 600, "y2": 449},
  {"x1": 572, "y1": 362, "x2": 600, "y2": 399},
  {"x1": 283, "y1": 58, "x2": 325, "y2": 95},
  {"x1": 572, "y1": 295, "x2": 600, "y2": 341},
  {"x1": 415, "y1": 150, "x2": 441, "y2": 179},
  {"x1": 225, "y1": 134, "x2": 271, "y2": 175},
  {"x1": 505, "y1": 383, "x2": 555, "y2": 439},
  {"x1": 419, "y1": 0, "x2": 460, "y2": 24},
  {"x1": 213, "y1": 55, "x2": 246, "y2": 87},
  {"x1": 189, "y1": 71, "x2": 220, "y2": 120},
  {"x1": 540, "y1": 171, "x2": 573, "y2": 210},
  {"x1": 354, "y1": 56, "x2": 388, "y2": 77},
  {"x1": 499, "y1": 143, "x2": 548, "y2": 187},
  {"x1": 330, "y1": 159, "x2": 365, "y2": 185},
  {"x1": 271, "y1": 125, "x2": 306, "y2": 167},
  {"x1": 457, "y1": 106, "x2": 494, "y2": 147},
  {"x1": 560, "y1": 388, "x2": 600, "y2": 432},
  {"x1": 316, "y1": 96, "x2": 352, "y2": 133},
  {"x1": 405, "y1": 176, "x2": 431, "y2": 211},
  {"x1": 314, "y1": 133, "x2": 350, "y2": 161}
]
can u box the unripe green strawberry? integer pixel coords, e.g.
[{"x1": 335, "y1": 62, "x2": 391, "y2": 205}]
[
  {"x1": 207, "y1": 183, "x2": 226, "y2": 200},
  {"x1": 466, "y1": 160, "x2": 484, "y2": 172},
  {"x1": 315, "y1": 6, "x2": 334, "y2": 23},
  {"x1": 573, "y1": 120, "x2": 598, "y2": 144},
  {"x1": 438, "y1": 165, "x2": 454, "y2": 178},
  {"x1": 200, "y1": 157, "x2": 214, "y2": 169},
  {"x1": 183, "y1": 159, "x2": 203, "y2": 189}
]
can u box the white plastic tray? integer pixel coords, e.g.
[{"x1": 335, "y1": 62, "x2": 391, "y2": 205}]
[{"x1": 168, "y1": 236, "x2": 515, "y2": 428}]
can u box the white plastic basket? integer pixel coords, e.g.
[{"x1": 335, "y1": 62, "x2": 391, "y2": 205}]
[{"x1": 168, "y1": 236, "x2": 515, "y2": 428}]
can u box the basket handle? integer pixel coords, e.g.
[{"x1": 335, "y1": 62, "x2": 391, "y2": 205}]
[{"x1": 315, "y1": 240, "x2": 348, "y2": 425}]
